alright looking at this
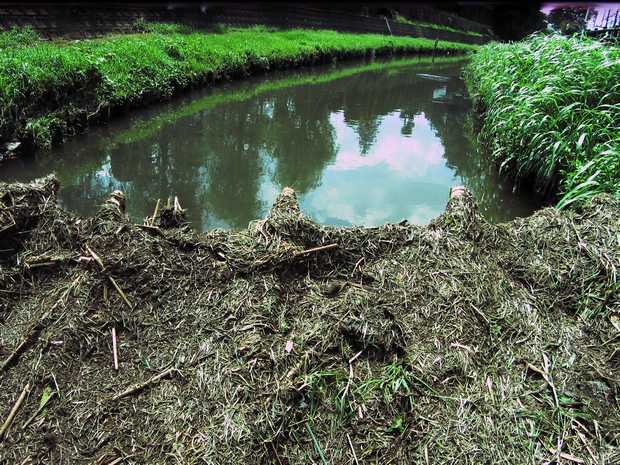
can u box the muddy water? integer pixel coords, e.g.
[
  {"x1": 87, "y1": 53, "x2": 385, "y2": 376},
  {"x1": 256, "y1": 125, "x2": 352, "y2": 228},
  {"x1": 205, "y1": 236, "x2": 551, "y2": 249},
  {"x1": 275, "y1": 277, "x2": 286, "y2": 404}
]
[{"x1": 0, "y1": 57, "x2": 541, "y2": 230}]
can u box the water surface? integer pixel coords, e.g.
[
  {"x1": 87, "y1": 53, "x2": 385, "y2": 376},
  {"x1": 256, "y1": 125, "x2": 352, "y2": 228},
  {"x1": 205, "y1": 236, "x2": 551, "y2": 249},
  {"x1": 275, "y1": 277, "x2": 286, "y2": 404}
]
[{"x1": 0, "y1": 57, "x2": 540, "y2": 230}]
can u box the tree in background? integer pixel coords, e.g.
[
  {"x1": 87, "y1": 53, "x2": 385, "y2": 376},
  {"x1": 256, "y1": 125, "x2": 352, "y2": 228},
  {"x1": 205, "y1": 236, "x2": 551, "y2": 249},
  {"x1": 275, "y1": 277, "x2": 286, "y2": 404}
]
[
  {"x1": 546, "y1": 7, "x2": 594, "y2": 34},
  {"x1": 434, "y1": 2, "x2": 545, "y2": 40}
]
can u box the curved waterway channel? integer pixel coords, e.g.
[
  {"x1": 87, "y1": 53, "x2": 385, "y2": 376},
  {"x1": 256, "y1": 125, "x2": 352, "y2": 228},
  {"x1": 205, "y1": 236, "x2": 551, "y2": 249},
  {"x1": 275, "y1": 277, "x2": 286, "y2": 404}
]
[{"x1": 1, "y1": 57, "x2": 542, "y2": 230}]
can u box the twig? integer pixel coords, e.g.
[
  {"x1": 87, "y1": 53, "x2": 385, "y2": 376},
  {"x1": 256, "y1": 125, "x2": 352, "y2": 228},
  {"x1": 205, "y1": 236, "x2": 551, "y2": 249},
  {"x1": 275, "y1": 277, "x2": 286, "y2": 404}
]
[
  {"x1": 112, "y1": 368, "x2": 175, "y2": 400},
  {"x1": 1, "y1": 335, "x2": 32, "y2": 372},
  {"x1": 384, "y1": 16, "x2": 392, "y2": 35},
  {"x1": 573, "y1": 420, "x2": 597, "y2": 464},
  {"x1": 526, "y1": 354, "x2": 559, "y2": 408},
  {"x1": 108, "y1": 276, "x2": 132, "y2": 309},
  {"x1": 351, "y1": 257, "x2": 365, "y2": 277},
  {"x1": 150, "y1": 199, "x2": 161, "y2": 226},
  {"x1": 86, "y1": 245, "x2": 132, "y2": 309},
  {"x1": 270, "y1": 442, "x2": 284, "y2": 465},
  {"x1": 112, "y1": 327, "x2": 119, "y2": 370},
  {"x1": 347, "y1": 433, "x2": 360, "y2": 465},
  {"x1": 343, "y1": 350, "x2": 363, "y2": 399},
  {"x1": 105, "y1": 457, "x2": 128, "y2": 465},
  {"x1": 136, "y1": 224, "x2": 165, "y2": 236},
  {"x1": 86, "y1": 244, "x2": 105, "y2": 270},
  {"x1": 469, "y1": 303, "x2": 490, "y2": 326},
  {"x1": 0, "y1": 383, "x2": 30, "y2": 441},
  {"x1": 1, "y1": 322, "x2": 44, "y2": 372},
  {"x1": 542, "y1": 353, "x2": 559, "y2": 408},
  {"x1": 294, "y1": 243, "x2": 338, "y2": 257},
  {"x1": 548, "y1": 448, "x2": 585, "y2": 464}
]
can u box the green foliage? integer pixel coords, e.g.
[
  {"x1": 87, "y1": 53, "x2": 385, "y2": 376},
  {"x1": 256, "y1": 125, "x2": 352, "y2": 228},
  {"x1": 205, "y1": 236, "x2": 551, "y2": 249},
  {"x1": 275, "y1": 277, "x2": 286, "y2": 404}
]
[
  {"x1": 305, "y1": 361, "x2": 423, "y2": 420},
  {"x1": 0, "y1": 24, "x2": 475, "y2": 148},
  {"x1": 0, "y1": 26, "x2": 40, "y2": 49},
  {"x1": 465, "y1": 33, "x2": 620, "y2": 206},
  {"x1": 27, "y1": 115, "x2": 66, "y2": 149},
  {"x1": 133, "y1": 19, "x2": 195, "y2": 35},
  {"x1": 393, "y1": 14, "x2": 483, "y2": 37}
]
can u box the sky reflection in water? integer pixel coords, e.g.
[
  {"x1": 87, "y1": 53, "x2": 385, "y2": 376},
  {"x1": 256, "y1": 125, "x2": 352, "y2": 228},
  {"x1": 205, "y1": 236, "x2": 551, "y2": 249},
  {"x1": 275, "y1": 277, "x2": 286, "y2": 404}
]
[{"x1": 0, "y1": 58, "x2": 541, "y2": 230}]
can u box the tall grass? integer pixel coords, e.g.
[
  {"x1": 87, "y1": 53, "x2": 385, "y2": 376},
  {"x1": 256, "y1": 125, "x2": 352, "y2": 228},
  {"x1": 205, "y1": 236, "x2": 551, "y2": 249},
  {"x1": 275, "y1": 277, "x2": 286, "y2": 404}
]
[
  {"x1": 465, "y1": 33, "x2": 620, "y2": 208},
  {"x1": 0, "y1": 24, "x2": 476, "y2": 151}
]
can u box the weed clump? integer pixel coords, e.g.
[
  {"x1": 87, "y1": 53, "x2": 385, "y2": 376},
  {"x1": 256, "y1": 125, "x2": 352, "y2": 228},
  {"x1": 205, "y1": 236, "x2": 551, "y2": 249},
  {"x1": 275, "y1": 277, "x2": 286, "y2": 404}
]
[
  {"x1": 465, "y1": 33, "x2": 620, "y2": 208},
  {"x1": 0, "y1": 26, "x2": 40, "y2": 50},
  {"x1": 0, "y1": 177, "x2": 618, "y2": 464}
]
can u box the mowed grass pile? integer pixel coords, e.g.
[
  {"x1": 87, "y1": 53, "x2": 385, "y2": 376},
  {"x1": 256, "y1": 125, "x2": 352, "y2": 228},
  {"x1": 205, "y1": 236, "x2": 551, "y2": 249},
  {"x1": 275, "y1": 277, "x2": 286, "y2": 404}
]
[
  {"x1": 1, "y1": 177, "x2": 619, "y2": 464},
  {"x1": 465, "y1": 34, "x2": 620, "y2": 208},
  {"x1": 0, "y1": 24, "x2": 475, "y2": 151}
]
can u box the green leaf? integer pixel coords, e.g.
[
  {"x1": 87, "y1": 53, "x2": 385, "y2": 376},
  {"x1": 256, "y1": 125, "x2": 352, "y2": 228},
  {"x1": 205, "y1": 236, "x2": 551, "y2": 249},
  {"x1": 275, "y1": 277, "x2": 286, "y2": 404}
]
[
  {"x1": 39, "y1": 386, "x2": 53, "y2": 409},
  {"x1": 576, "y1": 133, "x2": 586, "y2": 149}
]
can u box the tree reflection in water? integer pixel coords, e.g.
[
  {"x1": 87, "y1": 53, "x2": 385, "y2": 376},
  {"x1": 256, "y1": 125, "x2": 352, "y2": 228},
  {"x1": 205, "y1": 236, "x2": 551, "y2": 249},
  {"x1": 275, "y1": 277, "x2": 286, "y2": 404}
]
[{"x1": 0, "y1": 58, "x2": 541, "y2": 230}]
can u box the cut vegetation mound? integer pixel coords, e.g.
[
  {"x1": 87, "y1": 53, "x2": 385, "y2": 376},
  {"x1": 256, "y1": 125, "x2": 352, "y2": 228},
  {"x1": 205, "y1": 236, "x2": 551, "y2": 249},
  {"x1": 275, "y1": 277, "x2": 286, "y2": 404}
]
[{"x1": 1, "y1": 177, "x2": 619, "y2": 464}]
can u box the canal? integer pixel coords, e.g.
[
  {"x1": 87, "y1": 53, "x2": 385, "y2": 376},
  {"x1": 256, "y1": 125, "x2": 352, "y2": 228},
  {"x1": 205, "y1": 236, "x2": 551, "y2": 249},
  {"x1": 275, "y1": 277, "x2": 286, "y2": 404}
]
[{"x1": 0, "y1": 57, "x2": 541, "y2": 230}]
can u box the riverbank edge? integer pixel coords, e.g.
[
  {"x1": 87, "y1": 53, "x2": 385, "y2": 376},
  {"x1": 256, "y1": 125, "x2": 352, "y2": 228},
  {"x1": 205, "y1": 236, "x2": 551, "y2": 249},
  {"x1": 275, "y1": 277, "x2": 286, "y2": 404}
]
[{"x1": 0, "y1": 27, "x2": 476, "y2": 162}]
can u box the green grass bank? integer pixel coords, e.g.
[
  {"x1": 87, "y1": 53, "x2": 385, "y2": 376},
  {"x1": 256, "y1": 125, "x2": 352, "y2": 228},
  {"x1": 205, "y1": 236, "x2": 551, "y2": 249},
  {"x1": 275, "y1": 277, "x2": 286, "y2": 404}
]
[
  {"x1": 393, "y1": 14, "x2": 484, "y2": 37},
  {"x1": 465, "y1": 34, "x2": 620, "y2": 208},
  {"x1": 0, "y1": 24, "x2": 476, "y2": 156}
]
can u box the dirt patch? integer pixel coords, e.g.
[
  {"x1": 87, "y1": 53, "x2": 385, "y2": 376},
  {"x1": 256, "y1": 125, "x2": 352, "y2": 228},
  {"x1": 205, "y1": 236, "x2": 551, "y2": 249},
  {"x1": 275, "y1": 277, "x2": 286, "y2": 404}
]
[{"x1": 0, "y1": 177, "x2": 619, "y2": 464}]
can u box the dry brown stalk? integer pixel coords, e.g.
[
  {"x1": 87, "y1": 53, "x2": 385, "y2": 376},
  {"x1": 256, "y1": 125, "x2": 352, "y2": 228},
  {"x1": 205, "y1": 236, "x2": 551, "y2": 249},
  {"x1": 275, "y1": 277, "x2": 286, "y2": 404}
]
[
  {"x1": 0, "y1": 383, "x2": 30, "y2": 441},
  {"x1": 112, "y1": 368, "x2": 175, "y2": 400},
  {"x1": 294, "y1": 243, "x2": 338, "y2": 257},
  {"x1": 150, "y1": 198, "x2": 161, "y2": 226}
]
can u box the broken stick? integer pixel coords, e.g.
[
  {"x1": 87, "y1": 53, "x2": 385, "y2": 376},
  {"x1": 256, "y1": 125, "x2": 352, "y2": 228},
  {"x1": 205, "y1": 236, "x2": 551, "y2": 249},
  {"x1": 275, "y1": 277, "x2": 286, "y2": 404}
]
[
  {"x1": 347, "y1": 433, "x2": 360, "y2": 465},
  {"x1": 1, "y1": 335, "x2": 32, "y2": 372},
  {"x1": 112, "y1": 368, "x2": 175, "y2": 401},
  {"x1": 86, "y1": 244, "x2": 105, "y2": 270},
  {"x1": 150, "y1": 198, "x2": 161, "y2": 226},
  {"x1": 0, "y1": 383, "x2": 30, "y2": 441},
  {"x1": 112, "y1": 327, "x2": 119, "y2": 370},
  {"x1": 1, "y1": 322, "x2": 44, "y2": 372},
  {"x1": 294, "y1": 243, "x2": 338, "y2": 257},
  {"x1": 108, "y1": 276, "x2": 132, "y2": 309},
  {"x1": 86, "y1": 245, "x2": 132, "y2": 309}
]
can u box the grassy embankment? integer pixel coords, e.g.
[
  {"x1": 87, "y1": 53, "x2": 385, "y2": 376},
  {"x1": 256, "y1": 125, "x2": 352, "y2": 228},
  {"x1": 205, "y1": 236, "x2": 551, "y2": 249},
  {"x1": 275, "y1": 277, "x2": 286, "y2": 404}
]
[
  {"x1": 0, "y1": 24, "x2": 476, "y2": 153},
  {"x1": 393, "y1": 14, "x2": 484, "y2": 37},
  {"x1": 465, "y1": 34, "x2": 620, "y2": 208}
]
